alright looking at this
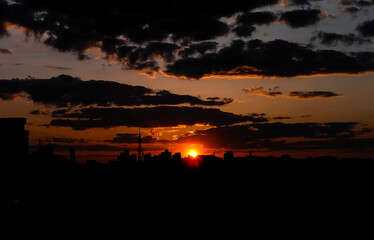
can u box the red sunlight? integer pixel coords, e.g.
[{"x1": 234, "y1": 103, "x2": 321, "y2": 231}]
[{"x1": 184, "y1": 150, "x2": 200, "y2": 167}]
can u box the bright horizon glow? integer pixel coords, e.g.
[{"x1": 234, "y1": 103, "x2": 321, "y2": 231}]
[{"x1": 188, "y1": 150, "x2": 197, "y2": 158}]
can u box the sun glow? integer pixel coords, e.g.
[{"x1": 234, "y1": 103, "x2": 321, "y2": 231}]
[{"x1": 189, "y1": 150, "x2": 197, "y2": 158}]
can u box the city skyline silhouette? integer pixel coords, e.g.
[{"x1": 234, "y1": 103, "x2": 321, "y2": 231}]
[
  {"x1": 4, "y1": 117, "x2": 374, "y2": 210},
  {"x1": 2, "y1": 1, "x2": 374, "y2": 210}
]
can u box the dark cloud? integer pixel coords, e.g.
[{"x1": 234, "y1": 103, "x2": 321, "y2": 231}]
[
  {"x1": 105, "y1": 134, "x2": 156, "y2": 144},
  {"x1": 0, "y1": 92, "x2": 17, "y2": 101},
  {"x1": 242, "y1": 86, "x2": 264, "y2": 93},
  {"x1": 45, "y1": 65, "x2": 72, "y2": 70},
  {"x1": 237, "y1": 12, "x2": 277, "y2": 26},
  {"x1": 242, "y1": 87, "x2": 283, "y2": 97},
  {"x1": 338, "y1": 0, "x2": 354, "y2": 5},
  {"x1": 259, "y1": 91, "x2": 283, "y2": 97},
  {"x1": 0, "y1": 0, "x2": 280, "y2": 77},
  {"x1": 178, "y1": 42, "x2": 218, "y2": 58},
  {"x1": 243, "y1": 87, "x2": 341, "y2": 99},
  {"x1": 29, "y1": 109, "x2": 49, "y2": 115},
  {"x1": 273, "y1": 116, "x2": 292, "y2": 120},
  {"x1": 0, "y1": 75, "x2": 232, "y2": 107},
  {"x1": 233, "y1": 12, "x2": 276, "y2": 38},
  {"x1": 165, "y1": 39, "x2": 374, "y2": 79},
  {"x1": 1, "y1": 0, "x2": 374, "y2": 80},
  {"x1": 0, "y1": 48, "x2": 12, "y2": 54},
  {"x1": 312, "y1": 31, "x2": 371, "y2": 46},
  {"x1": 43, "y1": 143, "x2": 164, "y2": 153},
  {"x1": 281, "y1": 0, "x2": 321, "y2": 6},
  {"x1": 125, "y1": 42, "x2": 180, "y2": 75},
  {"x1": 342, "y1": 6, "x2": 360, "y2": 12},
  {"x1": 50, "y1": 106, "x2": 268, "y2": 130},
  {"x1": 338, "y1": 0, "x2": 373, "y2": 6},
  {"x1": 288, "y1": 91, "x2": 342, "y2": 99},
  {"x1": 271, "y1": 138, "x2": 374, "y2": 152},
  {"x1": 280, "y1": 9, "x2": 322, "y2": 28},
  {"x1": 356, "y1": 0, "x2": 374, "y2": 6},
  {"x1": 232, "y1": 25, "x2": 257, "y2": 37},
  {"x1": 0, "y1": 0, "x2": 277, "y2": 50},
  {"x1": 173, "y1": 122, "x2": 368, "y2": 149},
  {"x1": 48, "y1": 144, "x2": 124, "y2": 152},
  {"x1": 45, "y1": 137, "x2": 88, "y2": 143},
  {"x1": 357, "y1": 19, "x2": 374, "y2": 37}
]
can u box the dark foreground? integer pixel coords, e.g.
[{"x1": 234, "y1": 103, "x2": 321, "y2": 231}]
[{"x1": 5, "y1": 155, "x2": 374, "y2": 214}]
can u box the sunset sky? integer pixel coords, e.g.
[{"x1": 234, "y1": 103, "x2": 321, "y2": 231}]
[{"x1": 1, "y1": 0, "x2": 374, "y2": 162}]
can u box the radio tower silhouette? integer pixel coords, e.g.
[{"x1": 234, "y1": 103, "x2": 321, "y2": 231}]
[{"x1": 138, "y1": 120, "x2": 143, "y2": 162}]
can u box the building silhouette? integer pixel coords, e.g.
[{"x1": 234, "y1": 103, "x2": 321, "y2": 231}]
[
  {"x1": 34, "y1": 138, "x2": 54, "y2": 160},
  {"x1": 172, "y1": 152, "x2": 182, "y2": 161},
  {"x1": 160, "y1": 148, "x2": 172, "y2": 161},
  {"x1": 117, "y1": 145, "x2": 135, "y2": 163},
  {"x1": 224, "y1": 151, "x2": 234, "y2": 161},
  {"x1": 0, "y1": 118, "x2": 29, "y2": 161}
]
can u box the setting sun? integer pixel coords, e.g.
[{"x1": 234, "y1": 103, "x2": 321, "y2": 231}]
[{"x1": 189, "y1": 150, "x2": 198, "y2": 158}]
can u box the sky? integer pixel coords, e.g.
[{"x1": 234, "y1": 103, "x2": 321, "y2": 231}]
[{"x1": 1, "y1": 0, "x2": 374, "y2": 162}]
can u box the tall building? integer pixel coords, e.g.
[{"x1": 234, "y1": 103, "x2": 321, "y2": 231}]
[
  {"x1": 160, "y1": 149, "x2": 172, "y2": 161},
  {"x1": 0, "y1": 118, "x2": 29, "y2": 161}
]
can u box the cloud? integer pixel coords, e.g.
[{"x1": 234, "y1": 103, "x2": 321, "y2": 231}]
[
  {"x1": 257, "y1": 91, "x2": 283, "y2": 98},
  {"x1": 45, "y1": 137, "x2": 88, "y2": 143},
  {"x1": 1, "y1": 1, "x2": 374, "y2": 80},
  {"x1": 105, "y1": 134, "x2": 156, "y2": 144},
  {"x1": 178, "y1": 42, "x2": 218, "y2": 58},
  {"x1": 29, "y1": 109, "x2": 49, "y2": 115},
  {"x1": 280, "y1": 138, "x2": 374, "y2": 151},
  {"x1": 232, "y1": 25, "x2": 257, "y2": 37},
  {"x1": 338, "y1": 0, "x2": 373, "y2": 7},
  {"x1": 45, "y1": 65, "x2": 72, "y2": 70},
  {"x1": 0, "y1": 48, "x2": 12, "y2": 54},
  {"x1": 280, "y1": 9, "x2": 322, "y2": 28},
  {"x1": 0, "y1": 0, "x2": 277, "y2": 50},
  {"x1": 165, "y1": 39, "x2": 374, "y2": 79},
  {"x1": 0, "y1": 75, "x2": 232, "y2": 107},
  {"x1": 288, "y1": 91, "x2": 342, "y2": 99},
  {"x1": 0, "y1": 1, "x2": 282, "y2": 78},
  {"x1": 280, "y1": 0, "x2": 321, "y2": 6},
  {"x1": 236, "y1": 11, "x2": 277, "y2": 26},
  {"x1": 243, "y1": 86, "x2": 283, "y2": 98},
  {"x1": 357, "y1": 19, "x2": 374, "y2": 37},
  {"x1": 356, "y1": 0, "x2": 374, "y2": 6},
  {"x1": 312, "y1": 31, "x2": 371, "y2": 46},
  {"x1": 342, "y1": 6, "x2": 360, "y2": 12},
  {"x1": 173, "y1": 122, "x2": 369, "y2": 150},
  {"x1": 242, "y1": 86, "x2": 264, "y2": 93},
  {"x1": 124, "y1": 42, "x2": 180, "y2": 75},
  {"x1": 243, "y1": 87, "x2": 341, "y2": 99},
  {"x1": 50, "y1": 106, "x2": 268, "y2": 130},
  {"x1": 273, "y1": 116, "x2": 292, "y2": 120}
]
